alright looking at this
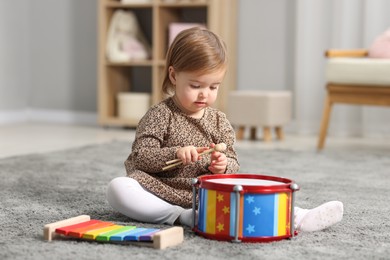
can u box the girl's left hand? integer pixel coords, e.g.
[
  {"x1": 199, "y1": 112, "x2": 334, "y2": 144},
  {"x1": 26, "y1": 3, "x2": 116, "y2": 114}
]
[{"x1": 208, "y1": 143, "x2": 227, "y2": 174}]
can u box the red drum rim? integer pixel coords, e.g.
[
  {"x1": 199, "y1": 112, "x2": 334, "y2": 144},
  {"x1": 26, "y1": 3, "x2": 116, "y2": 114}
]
[{"x1": 196, "y1": 174, "x2": 294, "y2": 194}]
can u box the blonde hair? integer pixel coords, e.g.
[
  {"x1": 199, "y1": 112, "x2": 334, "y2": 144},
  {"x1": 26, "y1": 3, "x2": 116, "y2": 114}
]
[{"x1": 162, "y1": 27, "x2": 228, "y2": 95}]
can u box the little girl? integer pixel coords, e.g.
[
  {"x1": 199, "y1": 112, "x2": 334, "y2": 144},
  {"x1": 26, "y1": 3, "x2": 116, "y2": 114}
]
[{"x1": 107, "y1": 27, "x2": 343, "y2": 232}]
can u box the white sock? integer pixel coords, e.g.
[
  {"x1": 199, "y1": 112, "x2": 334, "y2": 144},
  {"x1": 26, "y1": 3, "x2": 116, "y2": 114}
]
[
  {"x1": 295, "y1": 201, "x2": 344, "y2": 232},
  {"x1": 179, "y1": 209, "x2": 196, "y2": 227}
]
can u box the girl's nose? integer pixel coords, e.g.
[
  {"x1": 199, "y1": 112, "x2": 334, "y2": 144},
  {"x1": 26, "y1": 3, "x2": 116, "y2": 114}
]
[{"x1": 199, "y1": 89, "x2": 208, "y2": 98}]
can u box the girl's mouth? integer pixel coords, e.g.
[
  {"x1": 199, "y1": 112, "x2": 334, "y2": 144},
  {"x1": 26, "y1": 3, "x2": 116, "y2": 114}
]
[{"x1": 194, "y1": 101, "x2": 207, "y2": 107}]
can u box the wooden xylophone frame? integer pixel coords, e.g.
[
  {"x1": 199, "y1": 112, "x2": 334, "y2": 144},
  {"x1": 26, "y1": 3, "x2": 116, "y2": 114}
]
[{"x1": 43, "y1": 215, "x2": 183, "y2": 249}]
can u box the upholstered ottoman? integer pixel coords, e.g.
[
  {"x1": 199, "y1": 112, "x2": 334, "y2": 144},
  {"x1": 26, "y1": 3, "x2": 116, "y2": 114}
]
[{"x1": 227, "y1": 90, "x2": 292, "y2": 141}]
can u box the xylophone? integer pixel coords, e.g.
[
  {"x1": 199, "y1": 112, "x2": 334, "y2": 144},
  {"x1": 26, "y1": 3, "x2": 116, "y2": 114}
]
[{"x1": 43, "y1": 215, "x2": 183, "y2": 249}]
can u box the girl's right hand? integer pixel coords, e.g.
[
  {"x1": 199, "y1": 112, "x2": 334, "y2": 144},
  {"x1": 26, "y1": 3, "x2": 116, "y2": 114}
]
[{"x1": 176, "y1": 146, "x2": 209, "y2": 165}]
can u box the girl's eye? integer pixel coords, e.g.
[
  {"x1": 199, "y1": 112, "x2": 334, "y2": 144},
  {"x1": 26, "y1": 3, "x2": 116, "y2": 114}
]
[
  {"x1": 190, "y1": 85, "x2": 200, "y2": 89},
  {"x1": 210, "y1": 85, "x2": 219, "y2": 90}
]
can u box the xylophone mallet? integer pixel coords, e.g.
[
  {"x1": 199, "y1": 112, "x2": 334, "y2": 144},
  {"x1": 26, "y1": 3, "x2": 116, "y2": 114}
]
[{"x1": 162, "y1": 143, "x2": 227, "y2": 171}]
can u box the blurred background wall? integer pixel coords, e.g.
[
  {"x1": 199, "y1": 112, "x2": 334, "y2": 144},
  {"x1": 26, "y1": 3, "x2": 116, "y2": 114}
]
[{"x1": 0, "y1": 0, "x2": 389, "y2": 136}]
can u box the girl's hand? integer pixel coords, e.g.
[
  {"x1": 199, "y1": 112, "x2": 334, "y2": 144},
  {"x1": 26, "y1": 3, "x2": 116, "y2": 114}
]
[
  {"x1": 208, "y1": 143, "x2": 227, "y2": 174},
  {"x1": 176, "y1": 146, "x2": 209, "y2": 165}
]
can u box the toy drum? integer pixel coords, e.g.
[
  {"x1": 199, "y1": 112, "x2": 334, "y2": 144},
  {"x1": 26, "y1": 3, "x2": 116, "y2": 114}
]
[{"x1": 191, "y1": 174, "x2": 299, "y2": 242}]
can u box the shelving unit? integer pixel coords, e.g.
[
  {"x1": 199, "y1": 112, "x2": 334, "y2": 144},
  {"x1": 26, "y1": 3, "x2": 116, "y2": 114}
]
[{"x1": 98, "y1": 0, "x2": 237, "y2": 127}]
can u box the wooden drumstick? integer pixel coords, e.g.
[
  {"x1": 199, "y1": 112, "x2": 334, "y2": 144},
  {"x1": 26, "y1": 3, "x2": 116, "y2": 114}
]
[
  {"x1": 162, "y1": 143, "x2": 227, "y2": 171},
  {"x1": 165, "y1": 143, "x2": 227, "y2": 165}
]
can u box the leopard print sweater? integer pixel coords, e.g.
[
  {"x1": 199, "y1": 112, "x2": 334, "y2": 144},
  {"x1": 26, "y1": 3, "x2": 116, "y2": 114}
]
[{"x1": 124, "y1": 97, "x2": 240, "y2": 208}]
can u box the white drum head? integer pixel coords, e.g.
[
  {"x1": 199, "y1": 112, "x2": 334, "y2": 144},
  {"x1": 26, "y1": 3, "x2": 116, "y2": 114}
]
[{"x1": 207, "y1": 178, "x2": 283, "y2": 186}]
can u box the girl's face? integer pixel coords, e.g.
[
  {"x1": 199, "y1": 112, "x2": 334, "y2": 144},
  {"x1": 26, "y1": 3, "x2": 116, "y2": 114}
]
[{"x1": 169, "y1": 66, "x2": 226, "y2": 118}]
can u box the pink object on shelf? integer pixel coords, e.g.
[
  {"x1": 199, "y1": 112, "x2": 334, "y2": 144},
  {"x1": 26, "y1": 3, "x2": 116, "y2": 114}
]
[{"x1": 169, "y1": 23, "x2": 206, "y2": 46}]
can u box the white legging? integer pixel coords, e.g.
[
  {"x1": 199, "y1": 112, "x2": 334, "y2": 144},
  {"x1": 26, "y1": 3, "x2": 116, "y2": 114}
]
[{"x1": 106, "y1": 177, "x2": 186, "y2": 225}]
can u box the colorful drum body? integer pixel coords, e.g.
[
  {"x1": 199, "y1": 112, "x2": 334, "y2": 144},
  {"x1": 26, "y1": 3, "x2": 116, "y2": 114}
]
[{"x1": 193, "y1": 174, "x2": 299, "y2": 242}]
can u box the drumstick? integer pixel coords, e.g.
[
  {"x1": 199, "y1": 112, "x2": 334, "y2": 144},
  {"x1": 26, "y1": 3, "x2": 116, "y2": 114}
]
[
  {"x1": 165, "y1": 143, "x2": 227, "y2": 165},
  {"x1": 162, "y1": 143, "x2": 227, "y2": 171}
]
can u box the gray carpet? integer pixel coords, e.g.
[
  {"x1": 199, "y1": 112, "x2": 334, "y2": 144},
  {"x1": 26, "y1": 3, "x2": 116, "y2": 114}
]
[{"x1": 0, "y1": 141, "x2": 389, "y2": 260}]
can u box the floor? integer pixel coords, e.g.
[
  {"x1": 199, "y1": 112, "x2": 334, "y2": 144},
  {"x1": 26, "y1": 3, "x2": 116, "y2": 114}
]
[{"x1": 0, "y1": 122, "x2": 389, "y2": 159}]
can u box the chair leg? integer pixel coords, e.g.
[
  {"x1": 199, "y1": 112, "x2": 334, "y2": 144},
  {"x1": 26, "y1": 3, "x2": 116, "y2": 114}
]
[
  {"x1": 275, "y1": 126, "x2": 284, "y2": 140},
  {"x1": 263, "y1": 127, "x2": 272, "y2": 142},
  {"x1": 236, "y1": 126, "x2": 245, "y2": 140},
  {"x1": 250, "y1": 127, "x2": 257, "y2": 140},
  {"x1": 317, "y1": 94, "x2": 333, "y2": 150}
]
